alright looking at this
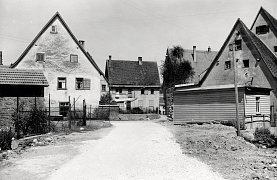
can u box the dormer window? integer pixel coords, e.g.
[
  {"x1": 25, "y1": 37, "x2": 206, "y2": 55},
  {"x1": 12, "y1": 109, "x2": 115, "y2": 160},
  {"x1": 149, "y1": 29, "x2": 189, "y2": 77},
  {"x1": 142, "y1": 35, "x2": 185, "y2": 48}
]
[
  {"x1": 50, "y1": 25, "x2": 57, "y2": 34},
  {"x1": 36, "y1": 53, "x2": 45, "y2": 62},
  {"x1": 70, "y1": 54, "x2": 78, "y2": 63},
  {"x1": 256, "y1": 25, "x2": 269, "y2": 35}
]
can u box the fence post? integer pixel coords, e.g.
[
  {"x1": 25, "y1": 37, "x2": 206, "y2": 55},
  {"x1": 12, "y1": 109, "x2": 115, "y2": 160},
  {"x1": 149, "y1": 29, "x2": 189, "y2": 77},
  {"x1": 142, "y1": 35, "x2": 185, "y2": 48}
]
[
  {"x1": 16, "y1": 97, "x2": 20, "y2": 139},
  {"x1": 263, "y1": 114, "x2": 265, "y2": 129},
  {"x1": 90, "y1": 105, "x2": 92, "y2": 119},
  {"x1": 82, "y1": 99, "x2": 86, "y2": 126},
  {"x1": 73, "y1": 98, "x2": 76, "y2": 119},
  {"x1": 68, "y1": 96, "x2": 71, "y2": 130},
  {"x1": 48, "y1": 94, "x2": 51, "y2": 132}
]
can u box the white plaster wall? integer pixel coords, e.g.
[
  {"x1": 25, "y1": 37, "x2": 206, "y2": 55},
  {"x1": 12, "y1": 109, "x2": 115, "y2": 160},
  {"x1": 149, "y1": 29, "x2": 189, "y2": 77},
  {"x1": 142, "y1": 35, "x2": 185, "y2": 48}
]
[{"x1": 15, "y1": 18, "x2": 101, "y2": 108}]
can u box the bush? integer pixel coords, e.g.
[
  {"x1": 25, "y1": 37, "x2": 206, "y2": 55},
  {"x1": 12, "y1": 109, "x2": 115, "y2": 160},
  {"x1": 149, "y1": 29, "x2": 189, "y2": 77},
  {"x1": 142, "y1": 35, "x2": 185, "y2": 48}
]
[
  {"x1": 254, "y1": 127, "x2": 275, "y2": 147},
  {"x1": 12, "y1": 106, "x2": 49, "y2": 138},
  {"x1": 131, "y1": 107, "x2": 143, "y2": 114},
  {"x1": 0, "y1": 129, "x2": 14, "y2": 151}
]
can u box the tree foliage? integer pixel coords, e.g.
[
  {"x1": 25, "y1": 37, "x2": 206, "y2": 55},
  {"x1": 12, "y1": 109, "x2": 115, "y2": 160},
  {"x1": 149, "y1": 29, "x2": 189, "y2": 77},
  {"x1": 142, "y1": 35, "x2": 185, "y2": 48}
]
[
  {"x1": 161, "y1": 45, "x2": 194, "y2": 88},
  {"x1": 99, "y1": 92, "x2": 112, "y2": 105}
]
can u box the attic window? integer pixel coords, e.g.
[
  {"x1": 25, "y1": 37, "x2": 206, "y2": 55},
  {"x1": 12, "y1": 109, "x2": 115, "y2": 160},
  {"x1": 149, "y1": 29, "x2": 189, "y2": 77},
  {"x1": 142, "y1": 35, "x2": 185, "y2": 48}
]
[
  {"x1": 229, "y1": 44, "x2": 233, "y2": 51},
  {"x1": 225, "y1": 61, "x2": 231, "y2": 70},
  {"x1": 70, "y1": 54, "x2": 78, "y2": 63},
  {"x1": 36, "y1": 53, "x2": 45, "y2": 62},
  {"x1": 256, "y1": 25, "x2": 269, "y2": 35},
  {"x1": 235, "y1": 40, "x2": 242, "y2": 51},
  {"x1": 51, "y1": 25, "x2": 57, "y2": 34},
  {"x1": 243, "y1": 59, "x2": 249, "y2": 68}
]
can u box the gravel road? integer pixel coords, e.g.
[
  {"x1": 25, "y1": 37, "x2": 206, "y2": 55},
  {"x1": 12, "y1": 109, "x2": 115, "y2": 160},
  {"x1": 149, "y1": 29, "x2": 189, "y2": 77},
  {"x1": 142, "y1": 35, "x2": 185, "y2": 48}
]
[{"x1": 48, "y1": 121, "x2": 225, "y2": 180}]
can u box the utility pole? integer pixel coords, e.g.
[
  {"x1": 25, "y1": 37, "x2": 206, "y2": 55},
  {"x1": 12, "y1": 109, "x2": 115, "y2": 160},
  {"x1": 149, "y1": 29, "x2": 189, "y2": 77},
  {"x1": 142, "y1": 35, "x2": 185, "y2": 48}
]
[{"x1": 233, "y1": 33, "x2": 241, "y2": 136}]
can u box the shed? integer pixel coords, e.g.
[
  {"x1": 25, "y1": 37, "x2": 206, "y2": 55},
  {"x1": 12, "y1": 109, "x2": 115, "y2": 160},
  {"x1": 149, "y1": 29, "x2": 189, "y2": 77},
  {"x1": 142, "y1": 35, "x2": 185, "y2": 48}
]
[
  {"x1": 0, "y1": 68, "x2": 48, "y2": 128},
  {"x1": 173, "y1": 84, "x2": 271, "y2": 125}
]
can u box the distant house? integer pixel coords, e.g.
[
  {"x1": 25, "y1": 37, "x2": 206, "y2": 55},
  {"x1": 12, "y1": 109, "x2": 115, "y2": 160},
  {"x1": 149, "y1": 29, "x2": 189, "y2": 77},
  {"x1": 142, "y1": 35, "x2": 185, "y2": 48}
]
[
  {"x1": 174, "y1": 8, "x2": 277, "y2": 128},
  {"x1": 0, "y1": 68, "x2": 48, "y2": 128},
  {"x1": 10, "y1": 12, "x2": 107, "y2": 116},
  {"x1": 164, "y1": 46, "x2": 217, "y2": 116},
  {"x1": 105, "y1": 56, "x2": 160, "y2": 112}
]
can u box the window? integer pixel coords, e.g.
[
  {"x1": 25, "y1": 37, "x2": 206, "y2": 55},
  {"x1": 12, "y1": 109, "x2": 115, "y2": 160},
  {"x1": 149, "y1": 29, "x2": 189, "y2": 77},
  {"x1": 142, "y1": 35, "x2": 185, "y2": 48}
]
[
  {"x1": 76, "y1": 78, "x2": 90, "y2": 90},
  {"x1": 274, "y1": 46, "x2": 277, "y2": 52},
  {"x1": 229, "y1": 44, "x2": 233, "y2": 51},
  {"x1": 235, "y1": 40, "x2": 242, "y2": 51},
  {"x1": 50, "y1": 25, "x2": 57, "y2": 34},
  {"x1": 225, "y1": 61, "x2": 231, "y2": 70},
  {"x1": 57, "y1": 77, "x2": 66, "y2": 90},
  {"x1": 149, "y1": 100, "x2": 154, "y2": 107},
  {"x1": 115, "y1": 88, "x2": 122, "y2": 93},
  {"x1": 256, "y1": 97, "x2": 261, "y2": 114},
  {"x1": 141, "y1": 89, "x2": 145, "y2": 94},
  {"x1": 70, "y1": 54, "x2": 78, "y2": 63},
  {"x1": 256, "y1": 25, "x2": 269, "y2": 35},
  {"x1": 36, "y1": 53, "x2": 45, "y2": 62},
  {"x1": 138, "y1": 100, "x2": 143, "y2": 107},
  {"x1": 151, "y1": 89, "x2": 154, "y2": 94},
  {"x1": 243, "y1": 59, "x2": 249, "y2": 68},
  {"x1": 128, "y1": 89, "x2": 132, "y2": 94},
  {"x1": 102, "y1": 85, "x2": 106, "y2": 92},
  {"x1": 59, "y1": 102, "x2": 69, "y2": 116}
]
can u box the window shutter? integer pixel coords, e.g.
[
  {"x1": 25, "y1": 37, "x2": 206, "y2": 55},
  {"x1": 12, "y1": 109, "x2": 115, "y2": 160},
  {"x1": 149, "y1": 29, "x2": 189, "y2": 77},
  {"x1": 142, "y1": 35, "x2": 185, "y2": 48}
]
[{"x1": 83, "y1": 78, "x2": 91, "y2": 90}]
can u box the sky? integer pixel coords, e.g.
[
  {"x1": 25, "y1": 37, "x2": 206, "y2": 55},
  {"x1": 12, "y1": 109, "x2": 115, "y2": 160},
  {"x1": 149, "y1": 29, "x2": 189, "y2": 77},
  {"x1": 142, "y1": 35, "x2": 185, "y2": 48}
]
[{"x1": 0, "y1": 0, "x2": 276, "y2": 72}]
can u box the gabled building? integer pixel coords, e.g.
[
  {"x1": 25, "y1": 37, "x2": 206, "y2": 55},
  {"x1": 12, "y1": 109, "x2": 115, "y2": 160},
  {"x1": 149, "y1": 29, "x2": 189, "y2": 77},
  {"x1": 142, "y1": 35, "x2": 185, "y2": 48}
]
[
  {"x1": 10, "y1": 12, "x2": 107, "y2": 115},
  {"x1": 105, "y1": 56, "x2": 160, "y2": 112},
  {"x1": 174, "y1": 10, "x2": 277, "y2": 128}
]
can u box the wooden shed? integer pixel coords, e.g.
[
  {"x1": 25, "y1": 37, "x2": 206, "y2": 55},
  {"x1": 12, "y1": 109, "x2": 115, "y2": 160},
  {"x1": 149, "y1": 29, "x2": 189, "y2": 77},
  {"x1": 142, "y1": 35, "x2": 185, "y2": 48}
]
[{"x1": 173, "y1": 84, "x2": 271, "y2": 125}]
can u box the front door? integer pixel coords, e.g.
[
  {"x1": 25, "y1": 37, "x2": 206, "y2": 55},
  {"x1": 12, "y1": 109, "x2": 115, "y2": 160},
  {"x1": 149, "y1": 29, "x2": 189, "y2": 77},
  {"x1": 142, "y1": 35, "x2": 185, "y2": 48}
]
[{"x1": 127, "y1": 101, "x2": 131, "y2": 111}]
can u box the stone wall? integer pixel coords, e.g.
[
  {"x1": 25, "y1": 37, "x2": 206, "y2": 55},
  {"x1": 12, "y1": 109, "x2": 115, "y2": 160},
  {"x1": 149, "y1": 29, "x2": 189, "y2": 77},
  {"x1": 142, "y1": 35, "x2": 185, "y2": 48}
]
[{"x1": 0, "y1": 97, "x2": 44, "y2": 129}]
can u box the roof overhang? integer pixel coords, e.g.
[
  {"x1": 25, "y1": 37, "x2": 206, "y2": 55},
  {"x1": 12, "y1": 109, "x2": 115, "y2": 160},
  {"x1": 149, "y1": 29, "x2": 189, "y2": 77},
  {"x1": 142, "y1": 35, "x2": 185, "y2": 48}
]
[{"x1": 110, "y1": 84, "x2": 160, "y2": 88}]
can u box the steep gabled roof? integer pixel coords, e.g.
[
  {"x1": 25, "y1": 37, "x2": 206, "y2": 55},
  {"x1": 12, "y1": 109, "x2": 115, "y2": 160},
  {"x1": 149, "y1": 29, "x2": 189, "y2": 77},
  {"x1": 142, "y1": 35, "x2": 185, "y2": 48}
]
[
  {"x1": 250, "y1": 7, "x2": 277, "y2": 35},
  {"x1": 166, "y1": 47, "x2": 217, "y2": 83},
  {"x1": 10, "y1": 12, "x2": 105, "y2": 77},
  {"x1": 106, "y1": 59, "x2": 160, "y2": 87},
  {"x1": 200, "y1": 19, "x2": 277, "y2": 86},
  {"x1": 0, "y1": 68, "x2": 48, "y2": 86}
]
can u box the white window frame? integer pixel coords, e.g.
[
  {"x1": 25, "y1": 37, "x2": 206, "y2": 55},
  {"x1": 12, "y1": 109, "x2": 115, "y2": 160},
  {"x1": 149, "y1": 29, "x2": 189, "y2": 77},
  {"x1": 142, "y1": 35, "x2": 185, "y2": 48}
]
[
  {"x1": 57, "y1": 77, "x2": 66, "y2": 90},
  {"x1": 70, "y1": 54, "x2": 78, "y2": 63},
  {"x1": 50, "y1": 25, "x2": 57, "y2": 34}
]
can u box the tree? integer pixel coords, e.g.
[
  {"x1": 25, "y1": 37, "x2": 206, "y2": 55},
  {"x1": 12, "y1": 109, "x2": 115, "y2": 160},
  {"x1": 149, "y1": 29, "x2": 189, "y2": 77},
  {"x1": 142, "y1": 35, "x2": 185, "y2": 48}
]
[
  {"x1": 161, "y1": 45, "x2": 194, "y2": 87},
  {"x1": 99, "y1": 92, "x2": 112, "y2": 105},
  {"x1": 161, "y1": 45, "x2": 194, "y2": 116}
]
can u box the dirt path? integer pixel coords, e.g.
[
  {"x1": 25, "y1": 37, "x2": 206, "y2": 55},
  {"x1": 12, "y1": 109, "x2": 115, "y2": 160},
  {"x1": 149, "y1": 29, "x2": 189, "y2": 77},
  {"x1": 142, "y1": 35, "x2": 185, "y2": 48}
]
[{"x1": 48, "y1": 121, "x2": 224, "y2": 180}]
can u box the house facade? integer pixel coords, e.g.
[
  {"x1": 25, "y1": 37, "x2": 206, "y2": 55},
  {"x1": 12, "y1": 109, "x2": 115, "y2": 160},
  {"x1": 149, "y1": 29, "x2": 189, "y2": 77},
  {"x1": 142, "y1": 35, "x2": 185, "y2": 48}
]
[
  {"x1": 105, "y1": 56, "x2": 160, "y2": 113},
  {"x1": 174, "y1": 8, "x2": 277, "y2": 128},
  {"x1": 10, "y1": 12, "x2": 107, "y2": 115}
]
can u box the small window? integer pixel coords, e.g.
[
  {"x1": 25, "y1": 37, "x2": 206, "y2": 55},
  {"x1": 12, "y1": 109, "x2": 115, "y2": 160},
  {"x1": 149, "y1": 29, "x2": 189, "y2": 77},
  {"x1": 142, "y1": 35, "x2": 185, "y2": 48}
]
[
  {"x1": 76, "y1": 78, "x2": 90, "y2": 90},
  {"x1": 243, "y1": 59, "x2": 249, "y2": 68},
  {"x1": 141, "y1": 89, "x2": 145, "y2": 95},
  {"x1": 274, "y1": 46, "x2": 277, "y2": 52},
  {"x1": 235, "y1": 40, "x2": 242, "y2": 51},
  {"x1": 256, "y1": 25, "x2": 269, "y2": 35},
  {"x1": 51, "y1": 25, "x2": 57, "y2": 34},
  {"x1": 57, "y1": 77, "x2": 66, "y2": 90},
  {"x1": 102, "y1": 85, "x2": 106, "y2": 92},
  {"x1": 151, "y1": 89, "x2": 154, "y2": 94},
  {"x1": 119, "y1": 89, "x2": 122, "y2": 94},
  {"x1": 149, "y1": 100, "x2": 154, "y2": 107},
  {"x1": 256, "y1": 97, "x2": 261, "y2": 114},
  {"x1": 70, "y1": 54, "x2": 78, "y2": 63},
  {"x1": 128, "y1": 89, "x2": 132, "y2": 94},
  {"x1": 225, "y1": 61, "x2": 231, "y2": 70},
  {"x1": 36, "y1": 53, "x2": 45, "y2": 62}
]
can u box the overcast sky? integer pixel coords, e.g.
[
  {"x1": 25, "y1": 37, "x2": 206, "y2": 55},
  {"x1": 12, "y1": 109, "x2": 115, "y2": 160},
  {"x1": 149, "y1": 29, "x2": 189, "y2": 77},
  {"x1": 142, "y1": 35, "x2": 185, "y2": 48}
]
[{"x1": 0, "y1": 0, "x2": 276, "y2": 71}]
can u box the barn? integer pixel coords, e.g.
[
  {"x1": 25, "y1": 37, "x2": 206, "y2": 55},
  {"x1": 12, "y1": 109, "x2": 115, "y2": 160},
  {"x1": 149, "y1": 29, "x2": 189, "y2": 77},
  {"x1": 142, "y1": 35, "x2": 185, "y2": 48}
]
[{"x1": 173, "y1": 85, "x2": 271, "y2": 125}]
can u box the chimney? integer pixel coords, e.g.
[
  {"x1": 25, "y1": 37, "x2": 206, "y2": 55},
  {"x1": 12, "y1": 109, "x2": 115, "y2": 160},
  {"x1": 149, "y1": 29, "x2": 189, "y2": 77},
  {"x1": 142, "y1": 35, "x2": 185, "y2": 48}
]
[
  {"x1": 79, "y1": 40, "x2": 85, "y2": 49},
  {"x1": 193, "y1": 46, "x2": 196, "y2": 62},
  {"x1": 109, "y1": 55, "x2": 112, "y2": 60},
  {"x1": 208, "y1": 46, "x2": 211, "y2": 52},
  {"x1": 0, "y1": 51, "x2": 2, "y2": 65},
  {"x1": 138, "y1": 57, "x2": 142, "y2": 65}
]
